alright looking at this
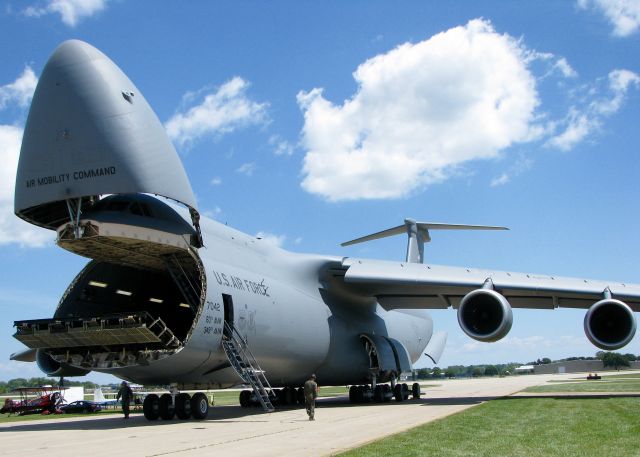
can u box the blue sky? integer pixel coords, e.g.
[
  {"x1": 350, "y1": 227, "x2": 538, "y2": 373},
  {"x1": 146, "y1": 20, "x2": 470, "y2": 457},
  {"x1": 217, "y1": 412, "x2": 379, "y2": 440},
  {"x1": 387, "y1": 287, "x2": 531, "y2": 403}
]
[{"x1": 1, "y1": 1, "x2": 639, "y2": 384}]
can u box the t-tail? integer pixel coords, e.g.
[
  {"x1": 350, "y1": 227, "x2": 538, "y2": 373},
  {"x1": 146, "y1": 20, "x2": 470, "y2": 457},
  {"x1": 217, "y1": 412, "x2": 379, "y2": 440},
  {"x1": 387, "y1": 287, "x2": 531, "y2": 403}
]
[{"x1": 341, "y1": 219, "x2": 509, "y2": 263}]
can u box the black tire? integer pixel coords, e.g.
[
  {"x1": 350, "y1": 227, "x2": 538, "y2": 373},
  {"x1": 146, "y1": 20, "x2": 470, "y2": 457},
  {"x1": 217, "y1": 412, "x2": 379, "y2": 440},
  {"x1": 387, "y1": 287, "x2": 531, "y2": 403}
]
[
  {"x1": 349, "y1": 385, "x2": 357, "y2": 403},
  {"x1": 159, "y1": 393, "x2": 175, "y2": 420},
  {"x1": 239, "y1": 390, "x2": 251, "y2": 408},
  {"x1": 402, "y1": 383, "x2": 409, "y2": 400},
  {"x1": 191, "y1": 392, "x2": 209, "y2": 420},
  {"x1": 363, "y1": 385, "x2": 372, "y2": 403},
  {"x1": 276, "y1": 388, "x2": 286, "y2": 406},
  {"x1": 284, "y1": 386, "x2": 295, "y2": 405},
  {"x1": 296, "y1": 387, "x2": 305, "y2": 405},
  {"x1": 382, "y1": 384, "x2": 392, "y2": 402},
  {"x1": 175, "y1": 393, "x2": 192, "y2": 420},
  {"x1": 143, "y1": 394, "x2": 160, "y2": 420},
  {"x1": 355, "y1": 385, "x2": 364, "y2": 403},
  {"x1": 393, "y1": 384, "x2": 403, "y2": 402},
  {"x1": 412, "y1": 382, "x2": 421, "y2": 399},
  {"x1": 374, "y1": 385, "x2": 384, "y2": 402}
]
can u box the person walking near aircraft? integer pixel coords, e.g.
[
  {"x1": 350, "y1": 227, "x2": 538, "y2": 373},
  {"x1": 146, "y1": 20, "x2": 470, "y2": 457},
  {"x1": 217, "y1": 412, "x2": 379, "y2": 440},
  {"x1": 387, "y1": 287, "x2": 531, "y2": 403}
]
[
  {"x1": 116, "y1": 381, "x2": 133, "y2": 419},
  {"x1": 304, "y1": 374, "x2": 318, "y2": 421}
]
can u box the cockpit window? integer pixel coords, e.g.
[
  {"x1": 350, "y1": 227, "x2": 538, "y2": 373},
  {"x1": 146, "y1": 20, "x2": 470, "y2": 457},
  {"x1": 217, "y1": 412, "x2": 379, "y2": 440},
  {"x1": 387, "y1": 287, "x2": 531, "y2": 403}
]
[
  {"x1": 105, "y1": 201, "x2": 129, "y2": 212},
  {"x1": 140, "y1": 203, "x2": 153, "y2": 217},
  {"x1": 129, "y1": 202, "x2": 143, "y2": 216}
]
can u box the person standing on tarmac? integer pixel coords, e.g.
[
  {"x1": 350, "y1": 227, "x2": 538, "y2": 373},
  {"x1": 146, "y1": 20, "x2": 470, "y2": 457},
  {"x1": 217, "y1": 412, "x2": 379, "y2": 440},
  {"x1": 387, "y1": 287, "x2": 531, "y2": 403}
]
[
  {"x1": 303, "y1": 374, "x2": 318, "y2": 421},
  {"x1": 116, "y1": 381, "x2": 133, "y2": 419}
]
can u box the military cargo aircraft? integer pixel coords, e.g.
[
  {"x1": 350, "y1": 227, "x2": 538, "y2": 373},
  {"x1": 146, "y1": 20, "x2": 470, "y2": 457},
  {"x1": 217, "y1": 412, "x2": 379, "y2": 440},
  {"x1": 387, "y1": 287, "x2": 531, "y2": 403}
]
[{"x1": 9, "y1": 40, "x2": 640, "y2": 421}]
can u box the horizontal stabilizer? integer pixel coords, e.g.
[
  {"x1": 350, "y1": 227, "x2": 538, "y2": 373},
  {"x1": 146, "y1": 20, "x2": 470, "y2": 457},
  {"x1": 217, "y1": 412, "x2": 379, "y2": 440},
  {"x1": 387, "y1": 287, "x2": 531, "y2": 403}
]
[
  {"x1": 10, "y1": 348, "x2": 37, "y2": 362},
  {"x1": 341, "y1": 219, "x2": 508, "y2": 263}
]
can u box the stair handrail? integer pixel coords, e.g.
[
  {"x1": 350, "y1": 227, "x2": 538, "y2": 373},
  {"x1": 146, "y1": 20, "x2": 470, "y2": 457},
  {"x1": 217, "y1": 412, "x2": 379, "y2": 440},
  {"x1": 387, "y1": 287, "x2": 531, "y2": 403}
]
[{"x1": 222, "y1": 322, "x2": 276, "y2": 405}]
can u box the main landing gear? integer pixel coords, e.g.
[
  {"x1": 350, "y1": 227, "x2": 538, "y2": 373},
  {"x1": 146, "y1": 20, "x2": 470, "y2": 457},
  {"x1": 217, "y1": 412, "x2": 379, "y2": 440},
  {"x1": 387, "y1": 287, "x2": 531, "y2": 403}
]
[
  {"x1": 239, "y1": 387, "x2": 303, "y2": 408},
  {"x1": 348, "y1": 382, "x2": 421, "y2": 404},
  {"x1": 143, "y1": 391, "x2": 210, "y2": 421}
]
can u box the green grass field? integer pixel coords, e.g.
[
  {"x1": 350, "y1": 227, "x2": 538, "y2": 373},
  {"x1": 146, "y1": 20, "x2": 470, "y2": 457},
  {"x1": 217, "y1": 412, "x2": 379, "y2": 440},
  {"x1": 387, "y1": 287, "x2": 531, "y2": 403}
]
[
  {"x1": 338, "y1": 397, "x2": 640, "y2": 457},
  {"x1": 338, "y1": 374, "x2": 640, "y2": 457},
  {"x1": 524, "y1": 373, "x2": 640, "y2": 393}
]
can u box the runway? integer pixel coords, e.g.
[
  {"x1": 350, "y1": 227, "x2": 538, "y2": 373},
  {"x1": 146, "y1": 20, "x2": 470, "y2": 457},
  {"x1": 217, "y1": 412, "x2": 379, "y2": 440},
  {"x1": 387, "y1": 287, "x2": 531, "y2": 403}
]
[{"x1": 0, "y1": 373, "x2": 591, "y2": 457}]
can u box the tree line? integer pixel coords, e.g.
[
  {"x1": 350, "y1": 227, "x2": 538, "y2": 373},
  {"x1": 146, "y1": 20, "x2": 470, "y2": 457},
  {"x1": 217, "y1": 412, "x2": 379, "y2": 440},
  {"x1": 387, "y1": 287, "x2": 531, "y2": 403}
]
[
  {"x1": 0, "y1": 377, "x2": 99, "y2": 394},
  {"x1": 413, "y1": 352, "x2": 638, "y2": 379}
]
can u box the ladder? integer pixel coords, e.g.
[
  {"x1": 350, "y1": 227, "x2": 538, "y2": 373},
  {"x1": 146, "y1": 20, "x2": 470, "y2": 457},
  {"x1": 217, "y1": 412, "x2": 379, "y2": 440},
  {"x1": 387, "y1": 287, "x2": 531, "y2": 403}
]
[
  {"x1": 162, "y1": 253, "x2": 201, "y2": 313},
  {"x1": 222, "y1": 322, "x2": 276, "y2": 412}
]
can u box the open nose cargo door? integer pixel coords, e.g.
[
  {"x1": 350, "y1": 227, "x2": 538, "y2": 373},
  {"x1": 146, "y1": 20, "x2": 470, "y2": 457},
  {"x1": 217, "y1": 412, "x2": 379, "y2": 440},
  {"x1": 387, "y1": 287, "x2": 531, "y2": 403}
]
[
  {"x1": 14, "y1": 39, "x2": 201, "y2": 245},
  {"x1": 12, "y1": 40, "x2": 207, "y2": 374}
]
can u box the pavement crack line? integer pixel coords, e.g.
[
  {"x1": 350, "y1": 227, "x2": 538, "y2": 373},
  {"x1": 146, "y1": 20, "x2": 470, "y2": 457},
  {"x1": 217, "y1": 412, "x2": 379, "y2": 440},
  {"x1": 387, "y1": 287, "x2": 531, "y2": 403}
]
[{"x1": 146, "y1": 425, "x2": 305, "y2": 457}]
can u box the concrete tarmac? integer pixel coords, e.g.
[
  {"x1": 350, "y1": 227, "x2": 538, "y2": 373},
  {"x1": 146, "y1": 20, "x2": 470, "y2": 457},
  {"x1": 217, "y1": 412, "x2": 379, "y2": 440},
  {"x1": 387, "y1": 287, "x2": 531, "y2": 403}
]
[{"x1": 0, "y1": 373, "x2": 614, "y2": 457}]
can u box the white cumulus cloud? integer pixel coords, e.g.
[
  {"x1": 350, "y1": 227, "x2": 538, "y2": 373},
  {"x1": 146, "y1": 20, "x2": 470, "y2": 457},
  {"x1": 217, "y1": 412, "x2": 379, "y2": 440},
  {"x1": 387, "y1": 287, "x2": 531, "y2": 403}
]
[
  {"x1": 490, "y1": 156, "x2": 533, "y2": 187},
  {"x1": 578, "y1": 0, "x2": 640, "y2": 36},
  {"x1": 547, "y1": 69, "x2": 639, "y2": 150},
  {"x1": 0, "y1": 69, "x2": 51, "y2": 247},
  {"x1": 165, "y1": 77, "x2": 269, "y2": 148},
  {"x1": 24, "y1": 0, "x2": 108, "y2": 27},
  {"x1": 297, "y1": 19, "x2": 543, "y2": 201},
  {"x1": 0, "y1": 125, "x2": 52, "y2": 247},
  {"x1": 269, "y1": 134, "x2": 295, "y2": 156},
  {"x1": 0, "y1": 67, "x2": 37, "y2": 110},
  {"x1": 236, "y1": 162, "x2": 256, "y2": 177},
  {"x1": 255, "y1": 231, "x2": 286, "y2": 248}
]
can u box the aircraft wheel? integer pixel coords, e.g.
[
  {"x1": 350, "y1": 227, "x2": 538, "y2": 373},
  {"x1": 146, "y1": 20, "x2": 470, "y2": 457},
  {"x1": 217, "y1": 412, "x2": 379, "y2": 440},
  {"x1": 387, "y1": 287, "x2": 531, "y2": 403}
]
[
  {"x1": 402, "y1": 383, "x2": 409, "y2": 400},
  {"x1": 363, "y1": 385, "x2": 372, "y2": 403},
  {"x1": 276, "y1": 388, "x2": 286, "y2": 405},
  {"x1": 239, "y1": 390, "x2": 251, "y2": 407},
  {"x1": 412, "y1": 382, "x2": 421, "y2": 399},
  {"x1": 143, "y1": 394, "x2": 160, "y2": 420},
  {"x1": 393, "y1": 384, "x2": 403, "y2": 402},
  {"x1": 159, "y1": 393, "x2": 175, "y2": 420},
  {"x1": 296, "y1": 387, "x2": 305, "y2": 405},
  {"x1": 374, "y1": 385, "x2": 384, "y2": 402},
  {"x1": 382, "y1": 384, "x2": 392, "y2": 402},
  {"x1": 284, "y1": 386, "x2": 295, "y2": 405},
  {"x1": 175, "y1": 393, "x2": 192, "y2": 420},
  {"x1": 191, "y1": 392, "x2": 209, "y2": 420},
  {"x1": 348, "y1": 385, "x2": 357, "y2": 403}
]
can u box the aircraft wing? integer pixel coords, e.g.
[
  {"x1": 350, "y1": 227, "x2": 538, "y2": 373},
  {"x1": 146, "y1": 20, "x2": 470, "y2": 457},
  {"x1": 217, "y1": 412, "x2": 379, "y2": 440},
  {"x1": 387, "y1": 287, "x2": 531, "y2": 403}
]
[{"x1": 340, "y1": 258, "x2": 640, "y2": 312}]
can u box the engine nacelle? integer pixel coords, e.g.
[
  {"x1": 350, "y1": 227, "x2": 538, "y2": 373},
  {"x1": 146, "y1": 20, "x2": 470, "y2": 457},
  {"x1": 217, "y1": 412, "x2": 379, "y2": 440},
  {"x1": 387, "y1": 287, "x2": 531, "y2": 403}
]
[
  {"x1": 36, "y1": 350, "x2": 90, "y2": 377},
  {"x1": 584, "y1": 299, "x2": 636, "y2": 350},
  {"x1": 457, "y1": 288, "x2": 513, "y2": 342}
]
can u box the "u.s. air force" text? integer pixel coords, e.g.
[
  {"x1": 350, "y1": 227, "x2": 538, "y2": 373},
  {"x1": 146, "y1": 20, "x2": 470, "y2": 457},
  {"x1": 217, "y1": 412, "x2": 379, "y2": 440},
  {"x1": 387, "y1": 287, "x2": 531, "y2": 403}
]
[{"x1": 212, "y1": 270, "x2": 270, "y2": 297}]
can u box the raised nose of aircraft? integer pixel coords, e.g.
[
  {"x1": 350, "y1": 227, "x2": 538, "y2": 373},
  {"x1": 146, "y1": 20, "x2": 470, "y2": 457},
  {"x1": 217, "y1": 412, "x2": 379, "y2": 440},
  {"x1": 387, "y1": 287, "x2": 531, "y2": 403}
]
[{"x1": 15, "y1": 39, "x2": 197, "y2": 230}]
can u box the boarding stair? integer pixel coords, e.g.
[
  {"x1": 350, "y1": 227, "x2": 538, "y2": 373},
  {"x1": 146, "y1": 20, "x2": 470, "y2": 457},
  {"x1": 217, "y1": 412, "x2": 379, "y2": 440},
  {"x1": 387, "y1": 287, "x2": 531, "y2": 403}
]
[
  {"x1": 162, "y1": 253, "x2": 202, "y2": 313},
  {"x1": 222, "y1": 322, "x2": 276, "y2": 412}
]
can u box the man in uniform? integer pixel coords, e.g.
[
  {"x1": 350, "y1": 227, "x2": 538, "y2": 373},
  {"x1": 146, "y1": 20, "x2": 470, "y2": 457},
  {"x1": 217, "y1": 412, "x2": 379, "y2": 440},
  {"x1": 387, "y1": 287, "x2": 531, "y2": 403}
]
[
  {"x1": 303, "y1": 374, "x2": 318, "y2": 421},
  {"x1": 116, "y1": 381, "x2": 133, "y2": 419}
]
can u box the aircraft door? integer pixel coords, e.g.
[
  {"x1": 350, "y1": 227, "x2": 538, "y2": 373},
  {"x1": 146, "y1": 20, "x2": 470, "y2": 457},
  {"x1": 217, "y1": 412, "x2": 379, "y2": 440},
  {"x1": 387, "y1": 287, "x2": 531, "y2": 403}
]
[{"x1": 222, "y1": 294, "x2": 234, "y2": 338}]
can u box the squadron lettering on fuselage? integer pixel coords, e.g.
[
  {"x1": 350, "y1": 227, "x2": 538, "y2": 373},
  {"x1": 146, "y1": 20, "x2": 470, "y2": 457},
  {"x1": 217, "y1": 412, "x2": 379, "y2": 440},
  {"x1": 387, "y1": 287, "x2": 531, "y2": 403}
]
[
  {"x1": 212, "y1": 270, "x2": 270, "y2": 297},
  {"x1": 25, "y1": 166, "x2": 117, "y2": 188}
]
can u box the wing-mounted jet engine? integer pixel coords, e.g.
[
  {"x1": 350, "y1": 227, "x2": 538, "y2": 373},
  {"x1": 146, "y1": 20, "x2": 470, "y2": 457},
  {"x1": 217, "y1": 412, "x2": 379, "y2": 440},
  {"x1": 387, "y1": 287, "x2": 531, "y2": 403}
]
[
  {"x1": 13, "y1": 40, "x2": 207, "y2": 377},
  {"x1": 457, "y1": 279, "x2": 513, "y2": 343}
]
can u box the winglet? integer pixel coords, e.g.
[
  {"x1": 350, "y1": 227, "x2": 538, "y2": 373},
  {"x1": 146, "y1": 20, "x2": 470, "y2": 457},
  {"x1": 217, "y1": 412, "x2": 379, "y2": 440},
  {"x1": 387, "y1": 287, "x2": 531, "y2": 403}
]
[{"x1": 341, "y1": 219, "x2": 508, "y2": 263}]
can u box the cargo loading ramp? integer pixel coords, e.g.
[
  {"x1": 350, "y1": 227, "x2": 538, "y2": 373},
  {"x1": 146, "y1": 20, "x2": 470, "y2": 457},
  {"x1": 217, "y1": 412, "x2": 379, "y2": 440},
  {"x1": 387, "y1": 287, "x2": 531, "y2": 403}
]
[{"x1": 14, "y1": 312, "x2": 180, "y2": 350}]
